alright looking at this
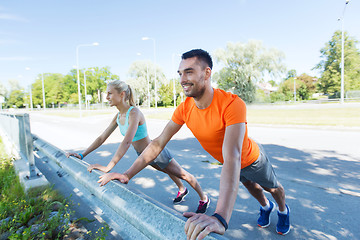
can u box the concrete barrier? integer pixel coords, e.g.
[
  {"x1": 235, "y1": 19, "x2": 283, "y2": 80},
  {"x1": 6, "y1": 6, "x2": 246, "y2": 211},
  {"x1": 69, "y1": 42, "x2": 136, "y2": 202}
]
[{"x1": 33, "y1": 135, "x2": 228, "y2": 240}]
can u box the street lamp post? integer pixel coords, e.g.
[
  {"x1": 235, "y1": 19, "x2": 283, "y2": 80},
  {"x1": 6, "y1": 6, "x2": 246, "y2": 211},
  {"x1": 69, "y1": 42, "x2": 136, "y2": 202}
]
[
  {"x1": 340, "y1": 0, "x2": 350, "y2": 104},
  {"x1": 83, "y1": 68, "x2": 94, "y2": 110},
  {"x1": 146, "y1": 63, "x2": 150, "y2": 108},
  {"x1": 137, "y1": 53, "x2": 151, "y2": 108},
  {"x1": 41, "y1": 73, "x2": 46, "y2": 110},
  {"x1": 76, "y1": 42, "x2": 99, "y2": 116},
  {"x1": 172, "y1": 53, "x2": 180, "y2": 108},
  {"x1": 294, "y1": 77, "x2": 297, "y2": 102},
  {"x1": 142, "y1": 37, "x2": 157, "y2": 108},
  {"x1": 25, "y1": 67, "x2": 33, "y2": 110},
  {"x1": 29, "y1": 86, "x2": 33, "y2": 110}
]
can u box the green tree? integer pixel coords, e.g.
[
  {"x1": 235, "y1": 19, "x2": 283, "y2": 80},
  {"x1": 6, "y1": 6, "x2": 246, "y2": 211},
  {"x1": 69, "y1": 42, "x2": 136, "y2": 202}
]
[
  {"x1": 0, "y1": 83, "x2": 6, "y2": 109},
  {"x1": 8, "y1": 79, "x2": 22, "y2": 91},
  {"x1": 297, "y1": 73, "x2": 317, "y2": 98},
  {"x1": 158, "y1": 79, "x2": 182, "y2": 107},
  {"x1": 81, "y1": 66, "x2": 119, "y2": 104},
  {"x1": 158, "y1": 82, "x2": 173, "y2": 106},
  {"x1": 213, "y1": 41, "x2": 285, "y2": 103},
  {"x1": 4, "y1": 79, "x2": 25, "y2": 108},
  {"x1": 315, "y1": 30, "x2": 360, "y2": 95},
  {"x1": 61, "y1": 67, "x2": 118, "y2": 105},
  {"x1": 127, "y1": 61, "x2": 166, "y2": 107},
  {"x1": 63, "y1": 69, "x2": 78, "y2": 104},
  {"x1": 268, "y1": 80, "x2": 277, "y2": 87},
  {"x1": 286, "y1": 69, "x2": 297, "y2": 80},
  {"x1": 278, "y1": 77, "x2": 307, "y2": 101},
  {"x1": 0, "y1": 83, "x2": 7, "y2": 97},
  {"x1": 32, "y1": 73, "x2": 65, "y2": 107},
  {"x1": 269, "y1": 91, "x2": 286, "y2": 103},
  {"x1": 6, "y1": 89, "x2": 25, "y2": 108}
]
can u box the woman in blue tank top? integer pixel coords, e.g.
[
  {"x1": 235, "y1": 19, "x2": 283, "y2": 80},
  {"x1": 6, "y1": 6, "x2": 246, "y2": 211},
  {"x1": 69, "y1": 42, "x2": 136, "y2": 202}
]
[{"x1": 66, "y1": 80, "x2": 209, "y2": 213}]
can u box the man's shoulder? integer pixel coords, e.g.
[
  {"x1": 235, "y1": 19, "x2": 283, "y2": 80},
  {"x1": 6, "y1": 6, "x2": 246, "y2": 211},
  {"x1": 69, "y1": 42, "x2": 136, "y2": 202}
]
[
  {"x1": 178, "y1": 96, "x2": 195, "y2": 109},
  {"x1": 214, "y1": 88, "x2": 244, "y2": 106}
]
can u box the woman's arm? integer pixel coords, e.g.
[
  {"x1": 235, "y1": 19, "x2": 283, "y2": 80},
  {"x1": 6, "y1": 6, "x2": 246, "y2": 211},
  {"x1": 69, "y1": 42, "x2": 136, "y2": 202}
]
[
  {"x1": 123, "y1": 120, "x2": 182, "y2": 180},
  {"x1": 98, "y1": 120, "x2": 182, "y2": 186},
  {"x1": 89, "y1": 108, "x2": 142, "y2": 173},
  {"x1": 66, "y1": 114, "x2": 117, "y2": 160}
]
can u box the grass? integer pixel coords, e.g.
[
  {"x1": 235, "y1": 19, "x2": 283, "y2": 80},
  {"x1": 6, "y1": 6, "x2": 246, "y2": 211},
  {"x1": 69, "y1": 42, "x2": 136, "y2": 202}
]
[
  {"x1": 247, "y1": 107, "x2": 360, "y2": 127},
  {"x1": 0, "y1": 137, "x2": 109, "y2": 239},
  {"x1": 31, "y1": 103, "x2": 360, "y2": 127},
  {"x1": 146, "y1": 111, "x2": 176, "y2": 120},
  {"x1": 146, "y1": 104, "x2": 360, "y2": 128},
  {"x1": 0, "y1": 139, "x2": 72, "y2": 239},
  {"x1": 0, "y1": 158, "x2": 70, "y2": 239}
]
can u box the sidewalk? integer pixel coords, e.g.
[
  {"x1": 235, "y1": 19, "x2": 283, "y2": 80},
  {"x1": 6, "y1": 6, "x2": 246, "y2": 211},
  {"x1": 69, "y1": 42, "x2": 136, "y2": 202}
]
[{"x1": 29, "y1": 112, "x2": 360, "y2": 240}]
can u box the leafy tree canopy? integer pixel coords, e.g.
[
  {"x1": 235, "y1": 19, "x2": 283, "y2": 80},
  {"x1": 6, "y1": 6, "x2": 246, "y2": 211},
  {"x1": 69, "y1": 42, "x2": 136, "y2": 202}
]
[
  {"x1": 126, "y1": 61, "x2": 166, "y2": 106},
  {"x1": 0, "y1": 83, "x2": 7, "y2": 97},
  {"x1": 315, "y1": 30, "x2": 360, "y2": 94},
  {"x1": 213, "y1": 41, "x2": 285, "y2": 103}
]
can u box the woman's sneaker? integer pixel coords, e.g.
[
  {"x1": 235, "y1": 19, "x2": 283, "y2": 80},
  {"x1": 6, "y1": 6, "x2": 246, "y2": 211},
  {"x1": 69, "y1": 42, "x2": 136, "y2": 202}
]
[
  {"x1": 196, "y1": 196, "x2": 210, "y2": 213},
  {"x1": 173, "y1": 188, "x2": 188, "y2": 204}
]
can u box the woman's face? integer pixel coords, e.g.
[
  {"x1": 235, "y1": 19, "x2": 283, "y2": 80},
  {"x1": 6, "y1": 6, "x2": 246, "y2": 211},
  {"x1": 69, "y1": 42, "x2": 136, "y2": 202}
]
[{"x1": 106, "y1": 85, "x2": 123, "y2": 107}]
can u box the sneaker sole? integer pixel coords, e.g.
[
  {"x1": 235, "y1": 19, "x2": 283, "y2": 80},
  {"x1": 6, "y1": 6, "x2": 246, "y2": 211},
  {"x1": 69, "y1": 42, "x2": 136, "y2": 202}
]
[
  {"x1": 276, "y1": 228, "x2": 290, "y2": 235},
  {"x1": 173, "y1": 192, "x2": 188, "y2": 205}
]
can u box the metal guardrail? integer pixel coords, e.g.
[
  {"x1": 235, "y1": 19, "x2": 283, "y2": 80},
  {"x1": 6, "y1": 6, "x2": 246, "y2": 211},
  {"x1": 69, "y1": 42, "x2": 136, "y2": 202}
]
[
  {"x1": 0, "y1": 112, "x2": 228, "y2": 239},
  {"x1": 33, "y1": 135, "x2": 228, "y2": 240},
  {"x1": 0, "y1": 113, "x2": 37, "y2": 179}
]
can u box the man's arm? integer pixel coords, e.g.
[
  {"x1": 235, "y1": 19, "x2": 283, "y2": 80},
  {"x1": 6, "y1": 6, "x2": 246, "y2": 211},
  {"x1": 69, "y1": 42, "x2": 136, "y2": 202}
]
[
  {"x1": 184, "y1": 122, "x2": 245, "y2": 240},
  {"x1": 121, "y1": 120, "x2": 182, "y2": 181},
  {"x1": 214, "y1": 122, "x2": 245, "y2": 222}
]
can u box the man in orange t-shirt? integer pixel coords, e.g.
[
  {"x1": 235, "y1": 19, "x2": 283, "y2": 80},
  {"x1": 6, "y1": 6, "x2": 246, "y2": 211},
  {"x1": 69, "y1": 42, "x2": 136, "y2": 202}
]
[
  {"x1": 113, "y1": 49, "x2": 290, "y2": 239},
  {"x1": 172, "y1": 87, "x2": 259, "y2": 169}
]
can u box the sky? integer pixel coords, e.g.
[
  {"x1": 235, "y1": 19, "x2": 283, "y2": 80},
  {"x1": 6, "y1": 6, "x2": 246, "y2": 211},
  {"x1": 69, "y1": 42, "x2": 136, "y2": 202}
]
[{"x1": 0, "y1": 0, "x2": 359, "y2": 90}]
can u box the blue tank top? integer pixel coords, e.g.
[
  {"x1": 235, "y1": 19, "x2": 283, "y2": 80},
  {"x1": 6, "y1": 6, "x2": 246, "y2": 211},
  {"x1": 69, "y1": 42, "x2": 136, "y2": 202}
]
[{"x1": 117, "y1": 106, "x2": 148, "y2": 142}]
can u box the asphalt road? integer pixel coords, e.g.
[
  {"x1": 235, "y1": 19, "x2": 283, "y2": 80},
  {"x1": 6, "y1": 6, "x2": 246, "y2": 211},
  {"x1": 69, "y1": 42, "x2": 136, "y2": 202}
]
[{"x1": 29, "y1": 110, "x2": 360, "y2": 240}]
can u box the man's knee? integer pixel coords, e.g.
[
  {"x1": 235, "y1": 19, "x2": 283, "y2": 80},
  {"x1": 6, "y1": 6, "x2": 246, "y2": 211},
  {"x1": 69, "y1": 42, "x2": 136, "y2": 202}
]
[
  {"x1": 242, "y1": 180, "x2": 261, "y2": 190},
  {"x1": 264, "y1": 182, "x2": 284, "y2": 194}
]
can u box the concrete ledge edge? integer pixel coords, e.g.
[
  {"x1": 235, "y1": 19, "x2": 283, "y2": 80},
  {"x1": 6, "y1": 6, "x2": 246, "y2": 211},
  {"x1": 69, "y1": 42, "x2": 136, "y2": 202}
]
[{"x1": 32, "y1": 134, "x2": 227, "y2": 240}]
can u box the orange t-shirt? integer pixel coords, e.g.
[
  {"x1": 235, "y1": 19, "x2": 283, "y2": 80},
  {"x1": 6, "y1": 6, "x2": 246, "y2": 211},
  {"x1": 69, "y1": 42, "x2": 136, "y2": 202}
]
[{"x1": 171, "y1": 88, "x2": 259, "y2": 169}]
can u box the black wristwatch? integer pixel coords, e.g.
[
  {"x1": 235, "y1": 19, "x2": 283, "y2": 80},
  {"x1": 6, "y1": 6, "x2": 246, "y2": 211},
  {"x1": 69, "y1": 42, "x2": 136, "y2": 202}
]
[{"x1": 212, "y1": 213, "x2": 228, "y2": 231}]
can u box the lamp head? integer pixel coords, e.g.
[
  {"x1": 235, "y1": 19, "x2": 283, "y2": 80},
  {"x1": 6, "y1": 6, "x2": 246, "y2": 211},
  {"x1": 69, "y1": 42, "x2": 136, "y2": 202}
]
[
  {"x1": 92, "y1": 42, "x2": 99, "y2": 46},
  {"x1": 142, "y1": 37, "x2": 149, "y2": 41},
  {"x1": 346, "y1": 0, "x2": 350, "y2": 4}
]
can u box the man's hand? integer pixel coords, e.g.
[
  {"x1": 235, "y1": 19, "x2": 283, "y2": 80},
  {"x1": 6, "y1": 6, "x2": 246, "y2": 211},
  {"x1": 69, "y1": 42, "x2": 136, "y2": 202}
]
[
  {"x1": 97, "y1": 172, "x2": 130, "y2": 186},
  {"x1": 183, "y1": 212, "x2": 226, "y2": 240}
]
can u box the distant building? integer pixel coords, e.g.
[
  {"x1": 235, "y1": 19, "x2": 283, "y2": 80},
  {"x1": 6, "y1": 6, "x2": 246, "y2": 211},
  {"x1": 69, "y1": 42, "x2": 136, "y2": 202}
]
[{"x1": 257, "y1": 82, "x2": 278, "y2": 95}]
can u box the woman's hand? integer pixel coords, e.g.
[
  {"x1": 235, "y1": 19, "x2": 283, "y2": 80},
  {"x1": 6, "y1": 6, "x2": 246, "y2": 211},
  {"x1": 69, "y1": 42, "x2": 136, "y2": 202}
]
[
  {"x1": 87, "y1": 164, "x2": 108, "y2": 173},
  {"x1": 98, "y1": 172, "x2": 130, "y2": 186},
  {"x1": 66, "y1": 152, "x2": 82, "y2": 159}
]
